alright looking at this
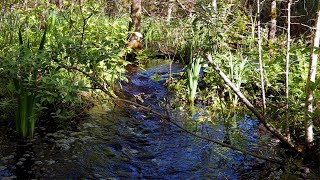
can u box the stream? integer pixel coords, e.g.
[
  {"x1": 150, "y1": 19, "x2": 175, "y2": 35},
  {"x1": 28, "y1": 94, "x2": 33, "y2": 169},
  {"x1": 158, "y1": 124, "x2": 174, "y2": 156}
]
[{"x1": 0, "y1": 60, "x2": 282, "y2": 179}]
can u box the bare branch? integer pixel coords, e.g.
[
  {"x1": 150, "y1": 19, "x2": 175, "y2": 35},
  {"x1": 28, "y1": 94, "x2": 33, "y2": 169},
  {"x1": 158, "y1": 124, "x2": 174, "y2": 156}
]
[
  {"x1": 291, "y1": 23, "x2": 314, "y2": 30},
  {"x1": 112, "y1": 98, "x2": 283, "y2": 164},
  {"x1": 206, "y1": 53, "x2": 303, "y2": 153}
]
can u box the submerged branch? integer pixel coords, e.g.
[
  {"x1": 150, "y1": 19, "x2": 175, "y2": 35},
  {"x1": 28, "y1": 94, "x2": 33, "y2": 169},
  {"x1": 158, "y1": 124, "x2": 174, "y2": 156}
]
[
  {"x1": 112, "y1": 98, "x2": 283, "y2": 164},
  {"x1": 206, "y1": 53, "x2": 303, "y2": 153}
]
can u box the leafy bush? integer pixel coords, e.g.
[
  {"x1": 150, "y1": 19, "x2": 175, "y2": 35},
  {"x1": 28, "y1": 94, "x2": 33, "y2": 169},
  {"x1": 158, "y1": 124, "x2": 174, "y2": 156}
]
[{"x1": 0, "y1": 2, "x2": 129, "y2": 137}]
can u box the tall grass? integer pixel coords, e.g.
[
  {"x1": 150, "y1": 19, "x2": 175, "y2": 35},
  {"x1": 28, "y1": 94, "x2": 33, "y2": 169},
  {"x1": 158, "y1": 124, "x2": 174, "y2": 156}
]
[
  {"x1": 15, "y1": 91, "x2": 38, "y2": 138},
  {"x1": 226, "y1": 51, "x2": 248, "y2": 107},
  {"x1": 12, "y1": 27, "x2": 47, "y2": 138}
]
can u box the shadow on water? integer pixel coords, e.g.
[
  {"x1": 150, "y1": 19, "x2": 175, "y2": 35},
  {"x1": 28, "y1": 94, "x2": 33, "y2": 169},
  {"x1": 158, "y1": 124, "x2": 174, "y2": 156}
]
[{"x1": 1, "y1": 60, "x2": 281, "y2": 179}]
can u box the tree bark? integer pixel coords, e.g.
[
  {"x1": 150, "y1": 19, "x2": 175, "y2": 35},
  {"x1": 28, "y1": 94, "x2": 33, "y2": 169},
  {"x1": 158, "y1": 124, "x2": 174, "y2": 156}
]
[
  {"x1": 166, "y1": 0, "x2": 175, "y2": 24},
  {"x1": 55, "y1": 0, "x2": 62, "y2": 9},
  {"x1": 125, "y1": 0, "x2": 143, "y2": 57},
  {"x1": 129, "y1": 0, "x2": 141, "y2": 33},
  {"x1": 305, "y1": 0, "x2": 320, "y2": 149},
  {"x1": 212, "y1": 0, "x2": 217, "y2": 12},
  {"x1": 269, "y1": 0, "x2": 277, "y2": 41},
  {"x1": 257, "y1": 0, "x2": 266, "y2": 113},
  {"x1": 285, "y1": 0, "x2": 291, "y2": 140}
]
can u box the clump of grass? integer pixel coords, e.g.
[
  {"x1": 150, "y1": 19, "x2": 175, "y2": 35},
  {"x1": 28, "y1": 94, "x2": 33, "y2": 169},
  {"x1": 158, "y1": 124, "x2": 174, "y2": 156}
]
[{"x1": 187, "y1": 57, "x2": 202, "y2": 105}]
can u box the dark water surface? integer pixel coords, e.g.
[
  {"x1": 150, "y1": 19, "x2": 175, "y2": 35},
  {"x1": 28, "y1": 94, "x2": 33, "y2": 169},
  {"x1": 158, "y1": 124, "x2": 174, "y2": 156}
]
[{"x1": 0, "y1": 61, "x2": 280, "y2": 179}]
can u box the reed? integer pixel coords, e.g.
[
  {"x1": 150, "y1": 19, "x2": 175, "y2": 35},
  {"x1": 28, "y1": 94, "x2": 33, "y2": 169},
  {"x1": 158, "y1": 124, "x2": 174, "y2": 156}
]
[
  {"x1": 13, "y1": 27, "x2": 47, "y2": 138},
  {"x1": 187, "y1": 57, "x2": 202, "y2": 105}
]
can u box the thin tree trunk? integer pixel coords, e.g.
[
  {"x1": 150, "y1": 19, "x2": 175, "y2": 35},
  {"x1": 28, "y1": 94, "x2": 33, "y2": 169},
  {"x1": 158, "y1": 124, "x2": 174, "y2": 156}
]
[
  {"x1": 285, "y1": 0, "x2": 291, "y2": 141},
  {"x1": 269, "y1": 0, "x2": 277, "y2": 41},
  {"x1": 212, "y1": 0, "x2": 217, "y2": 12},
  {"x1": 257, "y1": 0, "x2": 266, "y2": 113},
  {"x1": 166, "y1": 0, "x2": 174, "y2": 24},
  {"x1": 188, "y1": 0, "x2": 195, "y2": 17},
  {"x1": 34, "y1": 0, "x2": 38, "y2": 8},
  {"x1": 305, "y1": 0, "x2": 320, "y2": 149},
  {"x1": 129, "y1": 0, "x2": 141, "y2": 33},
  {"x1": 124, "y1": 0, "x2": 143, "y2": 57},
  {"x1": 127, "y1": 0, "x2": 142, "y2": 49},
  {"x1": 55, "y1": 0, "x2": 62, "y2": 9},
  {"x1": 23, "y1": 0, "x2": 28, "y2": 9}
]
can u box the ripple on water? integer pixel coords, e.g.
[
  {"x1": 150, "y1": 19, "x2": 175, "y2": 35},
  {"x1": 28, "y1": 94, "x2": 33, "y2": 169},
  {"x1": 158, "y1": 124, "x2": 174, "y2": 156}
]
[{"x1": 0, "y1": 61, "x2": 280, "y2": 179}]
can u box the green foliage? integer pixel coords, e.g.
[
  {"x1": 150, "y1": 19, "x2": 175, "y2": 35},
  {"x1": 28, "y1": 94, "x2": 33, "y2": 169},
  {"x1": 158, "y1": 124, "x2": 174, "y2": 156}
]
[
  {"x1": 187, "y1": 57, "x2": 202, "y2": 104},
  {"x1": 148, "y1": 0, "x2": 315, "y2": 144},
  {"x1": 0, "y1": 1, "x2": 129, "y2": 137},
  {"x1": 0, "y1": 25, "x2": 49, "y2": 138}
]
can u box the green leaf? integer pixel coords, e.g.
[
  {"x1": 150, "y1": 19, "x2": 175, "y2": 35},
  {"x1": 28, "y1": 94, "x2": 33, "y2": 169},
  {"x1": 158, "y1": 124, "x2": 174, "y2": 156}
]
[
  {"x1": 39, "y1": 26, "x2": 47, "y2": 51},
  {"x1": 310, "y1": 78, "x2": 320, "y2": 91},
  {"x1": 18, "y1": 28, "x2": 23, "y2": 45}
]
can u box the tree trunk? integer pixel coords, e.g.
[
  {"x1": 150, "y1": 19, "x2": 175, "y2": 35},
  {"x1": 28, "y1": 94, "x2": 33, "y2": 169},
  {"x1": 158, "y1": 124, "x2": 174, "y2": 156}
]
[
  {"x1": 257, "y1": 0, "x2": 266, "y2": 113},
  {"x1": 269, "y1": 0, "x2": 277, "y2": 41},
  {"x1": 212, "y1": 0, "x2": 217, "y2": 12},
  {"x1": 285, "y1": 0, "x2": 291, "y2": 140},
  {"x1": 55, "y1": 0, "x2": 62, "y2": 9},
  {"x1": 188, "y1": 0, "x2": 195, "y2": 17},
  {"x1": 166, "y1": 0, "x2": 175, "y2": 24},
  {"x1": 129, "y1": 0, "x2": 141, "y2": 33},
  {"x1": 125, "y1": 0, "x2": 143, "y2": 57},
  {"x1": 305, "y1": 0, "x2": 320, "y2": 149},
  {"x1": 23, "y1": 0, "x2": 28, "y2": 9}
]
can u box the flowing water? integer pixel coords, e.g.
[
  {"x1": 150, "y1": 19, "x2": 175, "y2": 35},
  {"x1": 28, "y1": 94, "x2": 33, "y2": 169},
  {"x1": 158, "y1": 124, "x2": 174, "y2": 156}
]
[{"x1": 0, "y1": 60, "x2": 281, "y2": 179}]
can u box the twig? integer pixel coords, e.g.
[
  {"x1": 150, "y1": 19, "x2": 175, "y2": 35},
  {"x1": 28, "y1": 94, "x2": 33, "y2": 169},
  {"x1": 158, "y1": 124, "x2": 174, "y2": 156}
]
[
  {"x1": 61, "y1": 12, "x2": 82, "y2": 34},
  {"x1": 79, "y1": 5, "x2": 93, "y2": 47},
  {"x1": 291, "y1": 23, "x2": 314, "y2": 30},
  {"x1": 175, "y1": 0, "x2": 193, "y2": 14},
  {"x1": 59, "y1": 64, "x2": 114, "y2": 98}
]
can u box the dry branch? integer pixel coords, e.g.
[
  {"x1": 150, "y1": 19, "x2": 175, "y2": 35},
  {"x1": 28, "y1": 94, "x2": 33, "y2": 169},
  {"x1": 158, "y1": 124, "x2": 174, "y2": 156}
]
[
  {"x1": 206, "y1": 53, "x2": 303, "y2": 153},
  {"x1": 113, "y1": 98, "x2": 283, "y2": 164}
]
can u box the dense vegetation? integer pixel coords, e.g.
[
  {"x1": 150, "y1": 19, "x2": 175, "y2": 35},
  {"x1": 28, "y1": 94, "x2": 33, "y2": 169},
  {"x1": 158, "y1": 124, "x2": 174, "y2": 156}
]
[
  {"x1": 1, "y1": 0, "x2": 320, "y2": 177},
  {"x1": 0, "y1": 1, "x2": 131, "y2": 136}
]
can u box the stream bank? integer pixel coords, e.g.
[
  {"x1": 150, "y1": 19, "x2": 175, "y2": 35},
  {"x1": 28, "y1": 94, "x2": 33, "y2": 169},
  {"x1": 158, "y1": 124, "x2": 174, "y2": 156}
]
[{"x1": 1, "y1": 60, "x2": 285, "y2": 179}]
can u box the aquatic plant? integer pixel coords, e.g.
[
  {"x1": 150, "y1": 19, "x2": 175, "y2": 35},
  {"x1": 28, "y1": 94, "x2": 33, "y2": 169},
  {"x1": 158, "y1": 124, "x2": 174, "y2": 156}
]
[
  {"x1": 187, "y1": 57, "x2": 202, "y2": 105},
  {"x1": 12, "y1": 27, "x2": 47, "y2": 138}
]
